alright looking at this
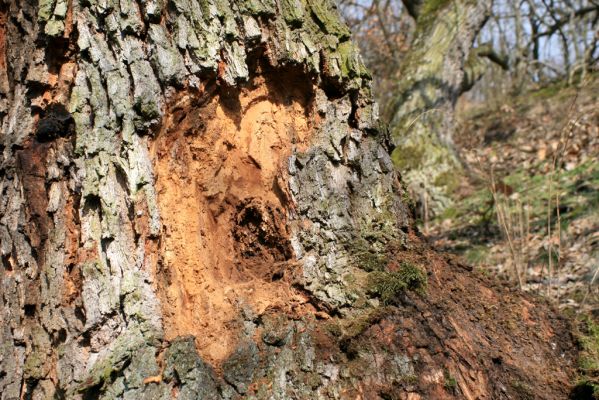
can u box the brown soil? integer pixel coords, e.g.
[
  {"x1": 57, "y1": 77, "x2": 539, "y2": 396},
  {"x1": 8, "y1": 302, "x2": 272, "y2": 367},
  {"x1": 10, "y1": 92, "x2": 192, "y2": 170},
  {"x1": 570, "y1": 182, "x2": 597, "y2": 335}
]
[
  {"x1": 337, "y1": 233, "x2": 578, "y2": 399},
  {"x1": 151, "y1": 75, "x2": 316, "y2": 365}
]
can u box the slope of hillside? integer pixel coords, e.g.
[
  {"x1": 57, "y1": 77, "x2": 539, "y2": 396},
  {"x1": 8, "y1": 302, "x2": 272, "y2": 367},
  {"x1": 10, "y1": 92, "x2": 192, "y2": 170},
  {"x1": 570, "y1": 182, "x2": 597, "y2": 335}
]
[
  {"x1": 426, "y1": 76, "x2": 599, "y2": 395},
  {"x1": 429, "y1": 76, "x2": 599, "y2": 313}
]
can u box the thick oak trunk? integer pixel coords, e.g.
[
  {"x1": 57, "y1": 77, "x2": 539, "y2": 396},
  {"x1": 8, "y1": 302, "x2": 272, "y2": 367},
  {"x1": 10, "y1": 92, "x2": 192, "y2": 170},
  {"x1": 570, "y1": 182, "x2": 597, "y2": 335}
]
[{"x1": 0, "y1": 1, "x2": 578, "y2": 399}]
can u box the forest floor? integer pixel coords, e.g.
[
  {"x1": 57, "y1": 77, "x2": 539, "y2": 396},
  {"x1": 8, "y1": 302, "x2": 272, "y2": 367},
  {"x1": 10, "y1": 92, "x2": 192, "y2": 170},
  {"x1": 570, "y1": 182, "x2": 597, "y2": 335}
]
[{"x1": 424, "y1": 74, "x2": 599, "y2": 394}]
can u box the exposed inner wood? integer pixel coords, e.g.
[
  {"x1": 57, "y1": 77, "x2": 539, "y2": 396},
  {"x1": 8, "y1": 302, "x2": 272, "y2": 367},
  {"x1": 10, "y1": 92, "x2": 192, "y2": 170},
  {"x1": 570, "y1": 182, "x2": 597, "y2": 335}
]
[{"x1": 151, "y1": 75, "x2": 316, "y2": 365}]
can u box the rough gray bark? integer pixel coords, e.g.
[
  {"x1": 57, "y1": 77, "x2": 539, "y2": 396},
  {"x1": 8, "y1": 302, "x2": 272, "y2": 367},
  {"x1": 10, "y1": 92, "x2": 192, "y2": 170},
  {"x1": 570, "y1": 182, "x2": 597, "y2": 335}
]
[
  {"x1": 0, "y1": 1, "x2": 578, "y2": 399},
  {"x1": 0, "y1": 0, "x2": 408, "y2": 398}
]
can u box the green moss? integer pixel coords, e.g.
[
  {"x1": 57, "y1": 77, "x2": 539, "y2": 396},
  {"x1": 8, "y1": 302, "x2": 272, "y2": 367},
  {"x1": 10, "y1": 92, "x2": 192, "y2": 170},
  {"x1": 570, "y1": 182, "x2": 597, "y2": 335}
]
[
  {"x1": 570, "y1": 317, "x2": 599, "y2": 398},
  {"x1": 321, "y1": 40, "x2": 370, "y2": 87},
  {"x1": 336, "y1": 42, "x2": 353, "y2": 78},
  {"x1": 431, "y1": 158, "x2": 599, "y2": 256},
  {"x1": 578, "y1": 317, "x2": 599, "y2": 373},
  {"x1": 305, "y1": 372, "x2": 322, "y2": 389},
  {"x1": 350, "y1": 236, "x2": 388, "y2": 272},
  {"x1": 444, "y1": 370, "x2": 457, "y2": 393},
  {"x1": 401, "y1": 374, "x2": 419, "y2": 385},
  {"x1": 343, "y1": 273, "x2": 357, "y2": 284},
  {"x1": 135, "y1": 97, "x2": 160, "y2": 120},
  {"x1": 23, "y1": 351, "x2": 45, "y2": 379},
  {"x1": 77, "y1": 329, "x2": 151, "y2": 393},
  {"x1": 401, "y1": 189, "x2": 416, "y2": 211},
  {"x1": 439, "y1": 206, "x2": 457, "y2": 219},
  {"x1": 528, "y1": 80, "x2": 569, "y2": 100},
  {"x1": 367, "y1": 262, "x2": 427, "y2": 304},
  {"x1": 339, "y1": 41, "x2": 370, "y2": 79},
  {"x1": 324, "y1": 320, "x2": 342, "y2": 337}
]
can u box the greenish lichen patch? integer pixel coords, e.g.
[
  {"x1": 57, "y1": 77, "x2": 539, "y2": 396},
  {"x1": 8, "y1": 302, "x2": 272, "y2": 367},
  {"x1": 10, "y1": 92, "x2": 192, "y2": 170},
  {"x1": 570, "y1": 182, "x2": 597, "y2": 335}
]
[
  {"x1": 335, "y1": 41, "x2": 370, "y2": 80},
  {"x1": 306, "y1": 0, "x2": 351, "y2": 39},
  {"x1": 148, "y1": 24, "x2": 187, "y2": 84},
  {"x1": 413, "y1": 0, "x2": 458, "y2": 42},
  {"x1": 78, "y1": 328, "x2": 155, "y2": 394},
  {"x1": 281, "y1": 0, "x2": 306, "y2": 26},
  {"x1": 222, "y1": 341, "x2": 260, "y2": 394},
  {"x1": 163, "y1": 337, "x2": 220, "y2": 399},
  {"x1": 238, "y1": 0, "x2": 277, "y2": 16},
  {"x1": 420, "y1": 0, "x2": 452, "y2": 22},
  {"x1": 391, "y1": 124, "x2": 463, "y2": 216},
  {"x1": 37, "y1": 0, "x2": 56, "y2": 21},
  {"x1": 23, "y1": 326, "x2": 52, "y2": 380},
  {"x1": 44, "y1": 19, "x2": 65, "y2": 37}
]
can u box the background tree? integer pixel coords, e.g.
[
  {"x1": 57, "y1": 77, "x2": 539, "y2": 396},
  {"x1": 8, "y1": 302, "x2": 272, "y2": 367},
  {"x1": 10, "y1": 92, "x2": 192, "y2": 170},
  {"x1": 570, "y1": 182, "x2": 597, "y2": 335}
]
[
  {"x1": 387, "y1": 0, "x2": 499, "y2": 218},
  {"x1": 340, "y1": 0, "x2": 598, "y2": 219},
  {"x1": 478, "y1": 0, "x2": 599, "y2": 96}
]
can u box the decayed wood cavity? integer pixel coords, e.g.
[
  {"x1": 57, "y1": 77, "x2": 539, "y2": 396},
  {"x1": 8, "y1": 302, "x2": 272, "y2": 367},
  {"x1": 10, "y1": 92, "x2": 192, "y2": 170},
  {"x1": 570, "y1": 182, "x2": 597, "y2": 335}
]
[{"x1": 151, "y1": 74, "x2": 315, "y2": 364}]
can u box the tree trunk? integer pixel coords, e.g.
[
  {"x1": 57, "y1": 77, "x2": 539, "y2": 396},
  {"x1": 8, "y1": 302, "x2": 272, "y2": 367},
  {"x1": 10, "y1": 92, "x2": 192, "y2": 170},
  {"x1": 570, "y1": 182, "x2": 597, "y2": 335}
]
[
  {"x1": 389, "y1": 0, "x2": 492, "y2": 216},
  {"x1": 0, "y1": 1, "x2": 577, "y2": 399}
]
